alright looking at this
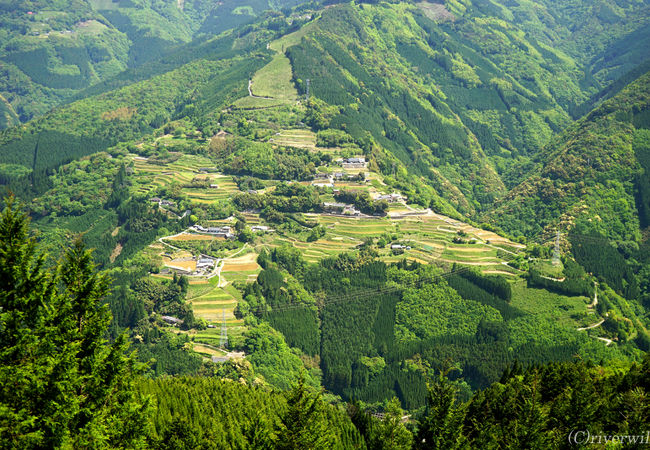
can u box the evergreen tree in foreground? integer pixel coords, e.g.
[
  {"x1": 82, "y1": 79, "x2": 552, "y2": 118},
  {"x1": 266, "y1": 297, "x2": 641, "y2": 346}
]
[
  {"x1": 275, "y1": 373, "x2": 335, "y2": 450},
  {"x1": 0, "y1": 196, "x2": 148, "y2": 448}
]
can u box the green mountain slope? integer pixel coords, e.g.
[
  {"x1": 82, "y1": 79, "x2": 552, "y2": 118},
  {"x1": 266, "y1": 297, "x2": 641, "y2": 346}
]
[
  {"x1": 0, "y1": 93, "x2": 18, "y2": 129},
  {"x1": 0, "y1": 26, "x2": 278, "y2": 171},
  {"x1": 2, "y1": 1, "x2": 649, "y2": 413},
  {"x1": 486, "y1": 70, "x2": 650, "y2": 242},
  {"x1": 0, "y1": 0, "x2": 303, "y2": 127},
  {"x1": 282, "y1": 0, "x2": 649, "y2": 215}
]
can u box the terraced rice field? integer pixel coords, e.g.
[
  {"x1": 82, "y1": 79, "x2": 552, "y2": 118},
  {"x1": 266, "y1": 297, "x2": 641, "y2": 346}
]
[
  {"x1": 185, "y1": 278, "x2": 245, "y2": 341},
  {"x1": 273, "y1": 129, "x2": 317, "y2": 149},
  {"x1": 221, "y1": 253, "x2": 261, "y2": 282},
  {"x1": 167, "y1": 251, "x2": 262, "y2": 347},
  {"x1": 165, "y1": 259, "x2": 197, "y2": 271},
  {"x1": 261, "y1": 211, "x2": 524, "y2": 271},
  {"x1": 131, "y1": 154, "x2": 240, "y2": 203}
]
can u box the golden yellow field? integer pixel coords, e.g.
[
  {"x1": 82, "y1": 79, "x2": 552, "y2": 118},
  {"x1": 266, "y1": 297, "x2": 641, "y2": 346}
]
[
  {"x1": 222, "y1": 262, "x2": 259, "y2": 272},
  {"x1": 167, "y1": 233, "x2": 221, "y2": 241}
]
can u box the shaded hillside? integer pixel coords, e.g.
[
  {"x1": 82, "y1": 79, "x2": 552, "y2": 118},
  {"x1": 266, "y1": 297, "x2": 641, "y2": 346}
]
[
  {"x1": 283, "y1": 1, "x2": 649, "y2": 216},
  {"x1": 486, "y1": 71, "x2": 650, "y2": 242}
]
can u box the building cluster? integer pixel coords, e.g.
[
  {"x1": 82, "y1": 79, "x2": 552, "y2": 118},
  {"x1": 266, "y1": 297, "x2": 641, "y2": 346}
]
[
  {"x1": 151, "y1": 198, "x2": 176, "y2": 208},
  {"x1": 251, "y1": 225, "x2": 274, "y2": 233},
  {"x1": 342, "y1": 157, "x2": 367, "y2": 168},
  {"x1": 196, "y1": 257, "x2": 216, "y2": 270},
  {"x1": 312, "y1": 171, "x2": 367, "y2": 188},
  {"x1": 390, "y1": 244, "x2": 412, "y2": 250},
  {"x1": 374, "y1": 193, "x2": 405, "y2": 203},
  {"x1": 191, "y1": 225, "x2": 235, "y2": 239},
  {"x1": 323, "y1": 202, "x2": 361, "y2": 216}
]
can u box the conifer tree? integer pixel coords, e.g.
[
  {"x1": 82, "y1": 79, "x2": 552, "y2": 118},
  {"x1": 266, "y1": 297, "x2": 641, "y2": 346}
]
[
  {"x1": 416, "y1": 372, "x2": 466, "y2": 450},
  {"x1": 275, "y1": 374, "x2": 335, "y2": 450},
  {"x1": 373, "y1": 398, "x2": 413, "y2": 450},
  {"x1": 0, "y1": 196, "x2": 148, "y2": 448}
]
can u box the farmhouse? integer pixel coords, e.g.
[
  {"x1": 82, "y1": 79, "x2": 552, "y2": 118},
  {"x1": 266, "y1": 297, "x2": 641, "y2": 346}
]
[
  {"x1": 191, "y1": 225, "x2": 234, "y2": 239},
  {"x1": 196, "y1": 257, "x2": 216, "y2": 270},
  {"x1": 323, "y1": 202, "x2": 348, "y2": 212},
  {"x1": 214, "y1": 130, "x2": 231, "y2": 138},
  {"x1": 344, "y1": 205, "x2": 361, "y2": 216},
  {"x1": 375, "y1": 193, "x2": 405, "y2": 203},
  {"x1": 162, "y1": 315, "x2": 183, "y2": 326},
  {"x1": 252, "y1": 225, "x2": 274, "y2": 233},
  {"x1": 342, "y1": 157, "x2": 367, "y2": 168},
  {"x1": 323, "y1": 202, "x2": 360, "y2": 216},
  {"x1": 208, "y1": 227, "x2": 235, "y2": 239}
]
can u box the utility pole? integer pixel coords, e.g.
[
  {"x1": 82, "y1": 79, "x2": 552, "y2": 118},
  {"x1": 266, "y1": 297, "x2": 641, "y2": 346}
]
[
  {"x1": 305, "y1": 78, "x2": 310, "y2": 101},
  {"x1": 220, "y1": 308, "x2": 228, "y2": 348},
  {"x1": 552, "y1": 229, "x2": 561, "y2": 266}
]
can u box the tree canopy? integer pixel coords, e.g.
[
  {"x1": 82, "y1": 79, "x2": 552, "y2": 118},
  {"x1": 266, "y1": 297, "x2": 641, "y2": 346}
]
[{"x1": 0, "y1": 196, "x2": 148, "y2": 448}]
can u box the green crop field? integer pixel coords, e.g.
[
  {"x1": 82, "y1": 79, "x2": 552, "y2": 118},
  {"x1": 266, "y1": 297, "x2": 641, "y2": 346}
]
[{"x1": 250, "y1": 55, "x2": 297, "y2": 101}]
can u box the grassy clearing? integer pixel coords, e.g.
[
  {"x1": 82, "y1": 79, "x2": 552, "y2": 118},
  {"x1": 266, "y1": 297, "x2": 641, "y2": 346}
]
[
  {"x1": 232, "y1": 96, "x2": 286, "y2": 109},
  {"x1": 233, "y1": 25, "x2": 315, "y2": 108},
  {"x1": 250, "y1": 55, "x2": 297, "y2": 101}
]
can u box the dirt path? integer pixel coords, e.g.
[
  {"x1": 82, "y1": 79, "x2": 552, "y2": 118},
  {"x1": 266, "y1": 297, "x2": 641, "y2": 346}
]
[
  {"x1": 588, "y1": 283, "x2": 598, "y2": 308},
  {"x1": 577, "y1": 319, "x2": 605, "y2": 331},
  {"x1": 248, "y1": 79, "x2": 273, "y2": 99},
  {"x1": 595, "y1": 336, "x2": 613, "y2": 346},
  {"x1": 208, "y1": 243, "x2": 250, "y2": 287},
  {"x1": 159, "y1": 233, "x2": 183, "y2": 252}
]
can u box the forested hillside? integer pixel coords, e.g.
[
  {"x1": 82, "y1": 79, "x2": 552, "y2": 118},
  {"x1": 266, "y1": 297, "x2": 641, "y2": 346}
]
[
  {"x1": 284, "y1": 0, "x2": 650, "y2": 214},
  {"x1": 2, "y1": 198, "x2": 649, "y2": 447},
  {"x1": 0, "y1": 0, "x2": 304, "y2": 127},
  {"x1": 488, "y1": 71, "x2": 650, "y2": 242},
  {"x1": 2, "y1": 0, "x2": 650, "y2": 444}
]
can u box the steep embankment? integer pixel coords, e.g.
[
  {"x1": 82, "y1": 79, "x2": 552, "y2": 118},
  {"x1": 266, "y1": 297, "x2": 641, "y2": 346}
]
[{"x1": 486, "y1": 71, "x2": 650, "y2": 241}]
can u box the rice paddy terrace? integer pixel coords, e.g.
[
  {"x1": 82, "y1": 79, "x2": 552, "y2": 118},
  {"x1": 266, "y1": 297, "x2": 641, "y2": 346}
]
[
  {"x1": 130, "y1": 140, "x2": 527, "y2": 356},
  {"x1": 131, "y1": 153, "x2": 239, "y2": 203},
  {"x1": 261, "y1": 211, "x2": 523, "y2": 271}
]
